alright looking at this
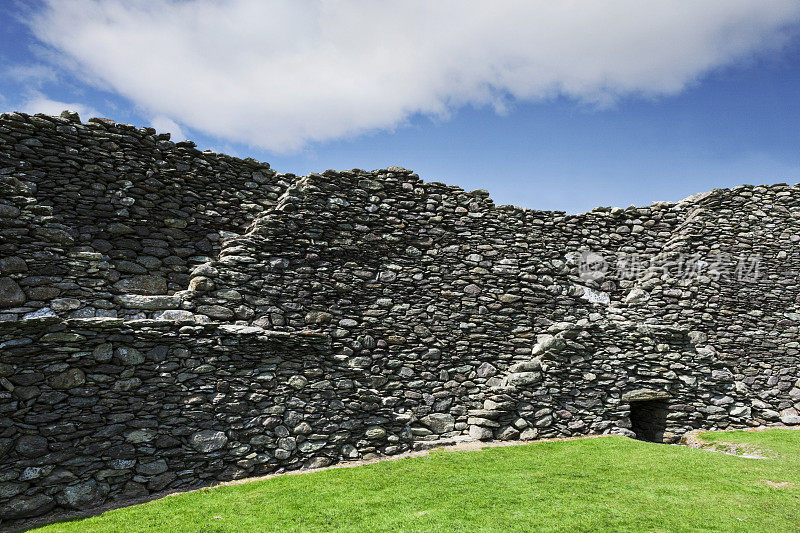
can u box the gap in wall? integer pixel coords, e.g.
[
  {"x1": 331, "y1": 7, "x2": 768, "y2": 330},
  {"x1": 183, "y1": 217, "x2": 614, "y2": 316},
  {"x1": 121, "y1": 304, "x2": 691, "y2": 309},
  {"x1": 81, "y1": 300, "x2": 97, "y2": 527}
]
[{"x1": 629, "y1": 400, "x2": 669, "y2": 443}]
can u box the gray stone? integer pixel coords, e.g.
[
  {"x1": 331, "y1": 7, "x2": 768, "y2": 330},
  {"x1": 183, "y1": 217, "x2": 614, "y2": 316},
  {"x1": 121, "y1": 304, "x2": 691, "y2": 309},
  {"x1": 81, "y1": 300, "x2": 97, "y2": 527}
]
[
  {"x1": 15, "y1": 435, "x2": 49, "y2": 458},
  {"x1": 153, "y1": 309, "x2": 195, "y2": 320},
  {"x1": 293, "y1": 422, "x2": 312, "y2": 435},
  {"x1": 625, "y1": 288, "x2": 649, "y2": 304},
  {"x1": 365, "y1": 426, "x2": 387, "y2": 440},
  {"x1": 40, "y1": 332, "x2": 84, "y2": 343},
  {"x1": 136, "y1": 459, "x2": 168, "y2": 475},
  {"x1": 0, "y1": 277, "x2": 25, "y2": 308},
  {"x1": 93, "y1": 343, "x2": 113, "y2": 362},
  {"x1": 126, "y1": 429, "x2": 158, "y2": 444},
  {"x1": 421, "y1": 413, "x2": 455, "y2": 434},
  {"x1": 20, "y1": 466, "x2": 53, "y2": 481},
  {"x1": 35, "y1": 226, "x2": 74, "y2": 244},
  {"x1": 305, "y1": 311, "x2": 333, "y2": 324},
  {"x1": 780, "y1": 409, "x2": 800, "y2": 425},
  {"x1": 622, "y1": 389, "x2": 671, "y2": 402},
  {"x1": 532, "y1": 334, "x2": 559, "y2": 355},
  {"x1": 190, "y1": 430, "x2": 228, "y2": 452},
  {"x1": 1, "y1": 493, "x2": 54, "y2": 518},
  {"x1": 0, "y1": 482, "x2": 25, "y2": 499},
  {"x1": 196, "y1": 305, "x2": 234, "y2": 320},
  {"x1": 189, "y1": 276, "x2": 215, "y2": 291},
  {"x1": 57, "y1": 481, "x2": 109, "y2": 509},
  {"x1": 476, "y1": 362, "x2": 497, "y2": 378},
  {"x1": 50, "y1": 298, "x2": 82, "y2": 312},
  {"x1": 147, "y1": 472, "x2": 177, "y2": 491},
  {"x1": 0, "y1": 256, "x2": 27, "y2": 274},
  {"x1": 469, "y1": 426, "x2": 493, "y2": 440},
  {"x1": 217, "y1": 324, "x2": 263, "y2": 334},
  {"x1": 288, "y1": 375, "x2": 308, "y2": 390},
  {"x1": 113, "y1": 275, "x2": 168, "y2": 295},
  {"x1": 115, "y1": 347, "x2": 145, "y2": 365},
  {"x1": 0, "y1": 205, "x2": 20, "y2": 218},
  {"x1": 114, "y1": 294, "x2": 181, "y2": 310},
  {"x1": 506, "y1": 372, "x2": 541, "y2": 387},
  {"x1": 23, "y1": 307, "x2": 57, "y2": 320},
  {"x1": 50, "y1": 368, "x2": 86, "y2": 390},
  {"x1": 464, "y1": 284, "x2": 481, "y2": 295}
]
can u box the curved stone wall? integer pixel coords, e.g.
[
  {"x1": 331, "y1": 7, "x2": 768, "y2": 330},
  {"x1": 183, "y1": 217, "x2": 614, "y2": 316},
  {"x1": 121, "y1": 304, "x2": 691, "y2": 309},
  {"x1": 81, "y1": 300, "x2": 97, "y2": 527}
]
[{"x1": 0, "y1": 111, "x2": 798, "y2": 527}]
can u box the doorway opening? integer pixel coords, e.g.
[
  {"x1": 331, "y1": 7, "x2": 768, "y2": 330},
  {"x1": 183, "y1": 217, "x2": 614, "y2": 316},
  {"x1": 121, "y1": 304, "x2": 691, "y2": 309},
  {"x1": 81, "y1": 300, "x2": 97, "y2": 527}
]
[{"x1": 629, "y1": 400, "x2": 669, "y2": 443}]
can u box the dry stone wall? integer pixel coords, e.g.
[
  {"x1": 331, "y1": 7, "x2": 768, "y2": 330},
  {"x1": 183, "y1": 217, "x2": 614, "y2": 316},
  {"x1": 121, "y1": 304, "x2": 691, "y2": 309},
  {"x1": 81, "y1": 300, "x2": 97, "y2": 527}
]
[
  {"x1": 1, "y1": 111, "x2": 799, "y2": 527},
  {"x1": 0, "y1": 110, "x2": 289, "y2": 323}
]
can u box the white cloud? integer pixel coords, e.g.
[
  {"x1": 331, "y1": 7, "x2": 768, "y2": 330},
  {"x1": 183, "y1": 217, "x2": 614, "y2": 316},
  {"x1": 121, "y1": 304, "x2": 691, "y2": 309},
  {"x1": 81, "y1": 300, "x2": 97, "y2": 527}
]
[
  {"x1": 150, "y1": 115, "x2": 187, "y2": 141},
  {"x1": 19, "y1": 91, "x2": 101, "y2": 121},
  {"x1": 26, "y1": 0, "x2": 800, "y2": 152},
  {"x1": 4, "y1": 64, "x2": 57, "y2": 86}
]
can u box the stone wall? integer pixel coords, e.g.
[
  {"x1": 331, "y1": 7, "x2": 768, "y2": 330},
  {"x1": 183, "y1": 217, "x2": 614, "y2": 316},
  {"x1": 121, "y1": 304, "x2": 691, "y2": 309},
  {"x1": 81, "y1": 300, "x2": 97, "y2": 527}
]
[
  {"x1": 1, "y1": 111, "x2": 798, "y2": 527},
  {"x1": 0, "y1": 110, "x2": 289, "y2": 322},
  {"x1": 0, "y1": 317, "x2": 345, "y2": 522}
]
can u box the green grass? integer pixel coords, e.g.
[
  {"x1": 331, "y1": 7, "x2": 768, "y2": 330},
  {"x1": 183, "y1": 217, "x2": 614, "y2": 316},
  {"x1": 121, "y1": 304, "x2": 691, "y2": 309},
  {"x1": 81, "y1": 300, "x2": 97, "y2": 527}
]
[{"x1": 35, "y1": 429, "x2": 800, "y2": 532}]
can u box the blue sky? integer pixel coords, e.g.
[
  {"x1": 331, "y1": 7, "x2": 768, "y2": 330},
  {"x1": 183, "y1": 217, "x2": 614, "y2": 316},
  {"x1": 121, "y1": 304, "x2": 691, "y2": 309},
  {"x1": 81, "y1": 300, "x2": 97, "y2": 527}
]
[{"x1": 2, "y1": 1, "x2": 800, "y2": 213}]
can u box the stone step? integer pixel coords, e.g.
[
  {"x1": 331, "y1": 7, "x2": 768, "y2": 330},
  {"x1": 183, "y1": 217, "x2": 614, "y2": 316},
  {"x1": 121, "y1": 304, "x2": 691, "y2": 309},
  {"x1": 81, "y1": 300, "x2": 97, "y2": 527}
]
[{"x1": 113, "y1": 294, "x2": 182, "y2": 310}]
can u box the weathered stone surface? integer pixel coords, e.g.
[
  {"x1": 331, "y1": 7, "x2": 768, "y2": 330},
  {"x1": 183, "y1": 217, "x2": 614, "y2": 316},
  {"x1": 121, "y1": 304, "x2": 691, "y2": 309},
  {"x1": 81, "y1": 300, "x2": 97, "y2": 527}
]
[
  {"x1": 153, "y1": 309, "x2": 195, "y2": 321},
  {"x1": 780, "y1": 409, "x2": 800, "y2": 425},
  {"x1": 0, "y1": 256, "x2": 27, "y2": 274},
  {"x1": 23, "y1": 308, "x2": 57, "y2": 320},
  {"x1": 469, "y1": 426, "x2": 493, "y2": 440},
  {"x1": 288, "y1": 375, "x2": 308, "y2": 390},
  {"x1": 114, "y1": 295, "x2": 181, "y2": 310},
  {"x1": 115, "y1": 347, "x2": 145, "y2": 365},
  {"x1": 147, "y1": 472, "x2": 177, "y2": 491},
  {"x1": 190, "y1": 430, "x2": 228, "y2": 452},
  {"x1": 421, "y1": 414, "x2": 454, "y2": 434},
  {"x1": 93, "y1": 343, "x2": 113, "y2": 362},
  {"x1": 188, "y1": 276, "x2": 214, "y2": 292},
  {"x1": 126, "y1": 429, "x2": 157, "y2": 444},
  {"x1": 476, "y1": 362, "x2": 497, "y2": 378},
  {"x1": 113, "y1": 276, "x2": 168, "y2": 295},
  {"x1": 50, "y1": 298, "x2": 81, "y2": 312},
  {"x1": 365, "y1": 426, "x2": 387, "y2": 440},
  {"x1": 1, "y1": 494, "x2": 54, "y2": 518},
  {"x1": 196, "y1": 305, "x2": 234, "y2": 320},
  {"x1": 15, "y1": 435, "x2": 49, "y2": 458},
  {"x1": 136, "y1": 459, "x2": 168, "y2": 475},
  {"x1": 0, "y1": 483, "x2": 25, "y2": 499},
  {"x1": 0, "y1": 278, "x2": 25, "y2": 308},
  {"x1": 625, "y1": 288, "x2": 649, "y2": 304},
  {"x1": 622, "y1": 389, "x2": 672, "y2": 402},
  {"x1": 56, "y1": 481, "x2": 109, "y2": 509},
  {"x1": 50, "y1": 368, "x2": 86, "y2": 390}
]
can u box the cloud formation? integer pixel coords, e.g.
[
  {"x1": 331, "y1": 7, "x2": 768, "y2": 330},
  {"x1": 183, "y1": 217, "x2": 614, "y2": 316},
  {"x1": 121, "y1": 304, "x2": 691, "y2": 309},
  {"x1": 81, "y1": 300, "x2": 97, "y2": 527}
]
[
  {"x1": 26, "y1": 0, "x2": 800, "y2": 152},
  {"x1": 20, "y1": 91, "x2": 101, "y2": 121},
  {"x1": 150, "y1": 115, "x2": 187, "y2": 142}
]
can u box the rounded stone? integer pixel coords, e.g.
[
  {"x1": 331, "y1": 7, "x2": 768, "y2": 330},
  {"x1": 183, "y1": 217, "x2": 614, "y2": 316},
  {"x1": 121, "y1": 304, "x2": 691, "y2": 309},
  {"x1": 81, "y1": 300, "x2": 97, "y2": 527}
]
[
  {"x1": 15, "y1": 435, "x2": 49, "y2": 458},
  {"x1": 365, "y1": 426, "x2": 387, "y2": 440}
]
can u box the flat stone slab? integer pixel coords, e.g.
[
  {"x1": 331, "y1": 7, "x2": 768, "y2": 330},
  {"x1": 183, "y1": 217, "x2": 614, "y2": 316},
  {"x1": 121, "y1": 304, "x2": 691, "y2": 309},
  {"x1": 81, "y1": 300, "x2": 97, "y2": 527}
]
[
  {"x1": 114, "y1": 295, "x2": 182, "y2": 310},
  {"x1": 622, "y1": 389, "x2": 672, "y2": 402}
]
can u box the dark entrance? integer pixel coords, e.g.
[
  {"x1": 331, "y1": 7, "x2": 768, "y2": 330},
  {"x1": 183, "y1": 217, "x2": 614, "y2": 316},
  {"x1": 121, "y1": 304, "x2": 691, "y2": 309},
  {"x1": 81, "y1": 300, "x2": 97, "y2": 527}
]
[{"x1": 629, "y1": 400, "x2": 669, "y2": 442}]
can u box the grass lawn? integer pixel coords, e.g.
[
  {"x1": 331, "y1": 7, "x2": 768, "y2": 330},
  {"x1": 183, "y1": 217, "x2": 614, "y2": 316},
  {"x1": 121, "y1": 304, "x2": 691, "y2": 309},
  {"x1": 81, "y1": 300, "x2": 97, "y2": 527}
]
[{"x1": 34, "y1": 429, "x2": 800, "y2": 532}]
